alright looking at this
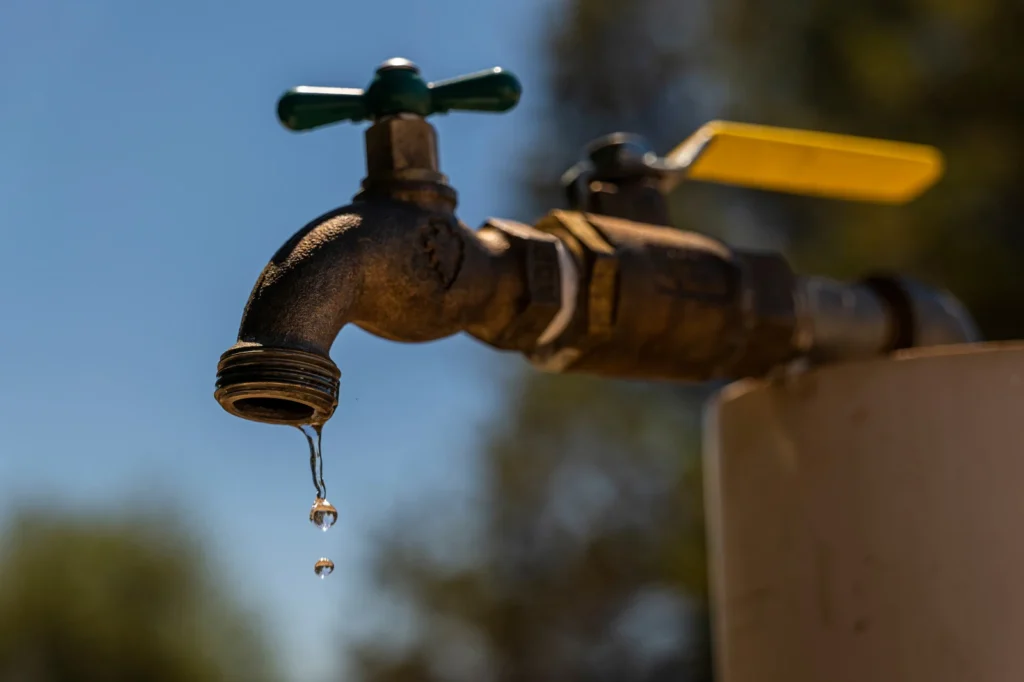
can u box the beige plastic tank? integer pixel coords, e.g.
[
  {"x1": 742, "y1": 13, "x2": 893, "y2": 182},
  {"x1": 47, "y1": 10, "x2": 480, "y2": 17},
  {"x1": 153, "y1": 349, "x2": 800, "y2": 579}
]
[{"x1": 704, "y1": 343, "x2": 1024, "y2": 682}]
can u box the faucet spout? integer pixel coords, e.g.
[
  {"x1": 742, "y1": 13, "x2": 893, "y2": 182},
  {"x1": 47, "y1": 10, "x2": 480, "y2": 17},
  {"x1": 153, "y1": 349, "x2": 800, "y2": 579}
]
[
  {"x1": 215, "y1": 60, "x2": 546, "y2": 427},
  {"x1": 215, "y1": 194, "x2": 538, "y2": 426}
]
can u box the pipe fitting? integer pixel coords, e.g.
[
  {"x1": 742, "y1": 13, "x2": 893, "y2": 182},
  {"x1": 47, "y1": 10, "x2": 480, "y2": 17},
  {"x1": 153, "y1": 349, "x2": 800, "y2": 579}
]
[
  {"x1": 528, "y1": 210, "x2": 761, "y2": 381},
  {"x1": 215, "y1": 346, "x2": 341, "y2": 426},
  {"x1": 476, "y1": 218, "x2": 577, "y2": 352},
  {"x1": 862, "y1": 274, "x2": 981, "y2": 348},
  {"x1": 793, "y1": 277, "x2": 894, "y2": 362},
  {"x1": 214, "y1": 200, "x2": 575, "y2": 426},
  {"x1": 360, "y1": 115, "x2": 454, "y2": 208},
  {"x1": 523, "y1": 211, "x2": 981, "y2": 383},
  {"x1": 794, "y1": 274, "x2": 981, "y2": 363}
]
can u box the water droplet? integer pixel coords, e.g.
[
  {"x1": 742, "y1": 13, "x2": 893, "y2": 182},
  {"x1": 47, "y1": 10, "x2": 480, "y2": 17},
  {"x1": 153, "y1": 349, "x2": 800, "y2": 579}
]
[
  {"x1": 309, "y1": 498, "x2": 338, "y2": 531},
  {"x1": 298, "y1": 424, "x2": 336, "y2": 580},
  {"x1": 298, "y1": 424, "x2": 327, "y2": 500},
  {"x1": 314, "y1": 557, "x2": 335, "y2": 579}
]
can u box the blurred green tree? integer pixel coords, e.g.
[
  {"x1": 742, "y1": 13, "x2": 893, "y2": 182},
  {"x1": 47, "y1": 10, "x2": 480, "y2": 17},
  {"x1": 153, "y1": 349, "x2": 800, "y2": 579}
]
[
  {"x1": 349, "y1": 376, "x2": 712, "y2": 682},
  {"x1": 347, "y1": 0, "x2": 1024, "y2": 681},
  {"x1": 0, "y1": 511, "x2": 278, "y2": 682}
]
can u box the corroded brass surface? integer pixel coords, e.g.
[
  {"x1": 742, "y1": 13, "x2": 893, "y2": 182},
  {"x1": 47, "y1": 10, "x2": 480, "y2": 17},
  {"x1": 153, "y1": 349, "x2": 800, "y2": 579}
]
[
  {"x1": 216, "y1": 112, "x2": 556, "y2": 426},
  {"x1": 363, "y1": 114, "x2": 446, "y2": 187},
  {"x1": 529, "y1": 210, "x2": 797, "y2": 381},
  {"x1": 474, "y1": 218, "x2": 565, "y2": 351},
  {"x1": 216, "y1": 197, "x2": 538, "y2": 425},
  {"x1": 216, "y1": 111, "x2": 980, "y2": 427}
]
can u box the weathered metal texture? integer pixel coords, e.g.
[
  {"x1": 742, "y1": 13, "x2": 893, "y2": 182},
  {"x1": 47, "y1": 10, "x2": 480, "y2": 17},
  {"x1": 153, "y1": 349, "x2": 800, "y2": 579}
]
[
  {"x1": 551, "y1": 133, "x2": 980, "y2": 379},
  {"x1": 361, "y1": 114, "x2": 448, "y2": 190},
  {"x1": 216, "y1": 106, "x2": 982, "y2": 428},
  {"x1": 215, "y1": 197, "x2": 544, "y2": 426},
  {"x1": 215, "y1": 115, "x2": 549, "y2": 426},
  {"x1": 527, "y1": 210, "x2": 799, "y2": 381},
  {"x1": 523, "y1": 209, "x2": 980, "y2": 382},
  {"x1": 473, "y1": 218, "x2": 566, "y2": 351},
  {"x1": 725, "y1": 252, "x2": 801, "y2": 377}
]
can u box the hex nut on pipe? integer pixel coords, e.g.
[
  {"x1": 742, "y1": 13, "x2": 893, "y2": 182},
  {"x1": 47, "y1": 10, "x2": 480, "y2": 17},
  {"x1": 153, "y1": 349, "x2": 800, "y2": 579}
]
[{"x1": 481, "y1": 218, "x2": 567, "y2": 351}]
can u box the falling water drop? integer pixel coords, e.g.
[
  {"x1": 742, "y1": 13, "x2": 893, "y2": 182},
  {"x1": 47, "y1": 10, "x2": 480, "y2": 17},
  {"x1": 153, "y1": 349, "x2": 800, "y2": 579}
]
[
  {"x1": 299, "y1": 424, "x2": 336, "y2": 579},
  {"x1": 309, "y1": 498, "x2": 338, "y2": 531},
  {"x1": 298, "y1": 424, "x2": 326, "y2": 500},
  {"x1": 314, "y1": 557, "x2": 335, "y2": 579}
]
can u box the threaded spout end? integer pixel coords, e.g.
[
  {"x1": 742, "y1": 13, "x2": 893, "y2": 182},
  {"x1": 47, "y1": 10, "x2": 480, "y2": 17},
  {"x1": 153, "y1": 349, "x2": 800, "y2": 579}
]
[{"x1": 215, "y1": 346, "x2": 340, "y2": 426}]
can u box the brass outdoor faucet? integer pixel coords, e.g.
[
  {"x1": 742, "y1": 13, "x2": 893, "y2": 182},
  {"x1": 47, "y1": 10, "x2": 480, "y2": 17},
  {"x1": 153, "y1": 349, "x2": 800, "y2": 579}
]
[{"x1": 214, "y1": 58, "x2": 980, "y2": 427}]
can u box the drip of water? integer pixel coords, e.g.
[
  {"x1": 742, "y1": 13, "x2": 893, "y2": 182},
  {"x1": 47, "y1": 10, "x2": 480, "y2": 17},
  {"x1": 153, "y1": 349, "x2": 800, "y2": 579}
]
[
  {"x1": 314, "y1": 557, "x2": 335, "y2": 579},
  {"x1": 309, "y1": 497, "x2": 338, "y2": 531},
  {"x1": 299, "y1": 424, "x2": 326, "y2": 499},
  {"x1": 299, "y1": 423, "x2": 335, "y2": 579}
]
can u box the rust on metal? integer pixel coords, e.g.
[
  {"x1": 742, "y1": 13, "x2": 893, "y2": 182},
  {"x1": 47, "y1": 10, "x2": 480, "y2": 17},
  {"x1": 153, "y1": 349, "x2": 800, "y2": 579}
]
[{"x1": 215, "y1": 74, "x2": 980, "y2": 427}]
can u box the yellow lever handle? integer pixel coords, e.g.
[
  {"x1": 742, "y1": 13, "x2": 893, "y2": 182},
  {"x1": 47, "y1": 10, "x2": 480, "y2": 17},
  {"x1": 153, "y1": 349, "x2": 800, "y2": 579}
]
[{"x1": 663, "y1": 120, "x2": 944, "y2": 204}]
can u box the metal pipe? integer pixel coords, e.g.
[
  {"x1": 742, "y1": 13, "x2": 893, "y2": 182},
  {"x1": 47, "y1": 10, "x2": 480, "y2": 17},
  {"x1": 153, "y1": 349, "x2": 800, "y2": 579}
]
[
  {"x1": 794, "y1": 274, "x2": 981, "y2": 363},
  {"x1": 214, "y1": 114, "x2": 982, "y2": 429},
  {"x1": 215, "y1": 199, "x2": 528, "y2": 426},
  {"x1": 794, "y1": 277, "x2": 893, "y2": 362},
  {"x1": 215, "y1": 115, "x2": 568, "y2": 427}
]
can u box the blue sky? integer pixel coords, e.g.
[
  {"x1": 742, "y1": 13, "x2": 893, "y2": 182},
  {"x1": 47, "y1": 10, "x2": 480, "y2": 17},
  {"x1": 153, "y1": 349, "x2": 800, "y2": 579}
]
[{"x1": 0, "y1": 1, "x2": 550, "y2": 678}]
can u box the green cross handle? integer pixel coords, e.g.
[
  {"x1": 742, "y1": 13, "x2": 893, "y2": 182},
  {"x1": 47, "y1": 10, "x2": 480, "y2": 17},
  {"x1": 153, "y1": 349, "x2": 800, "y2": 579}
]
[{"x1": 277, "y1": 58, "x2": 522, "y2": 132}]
